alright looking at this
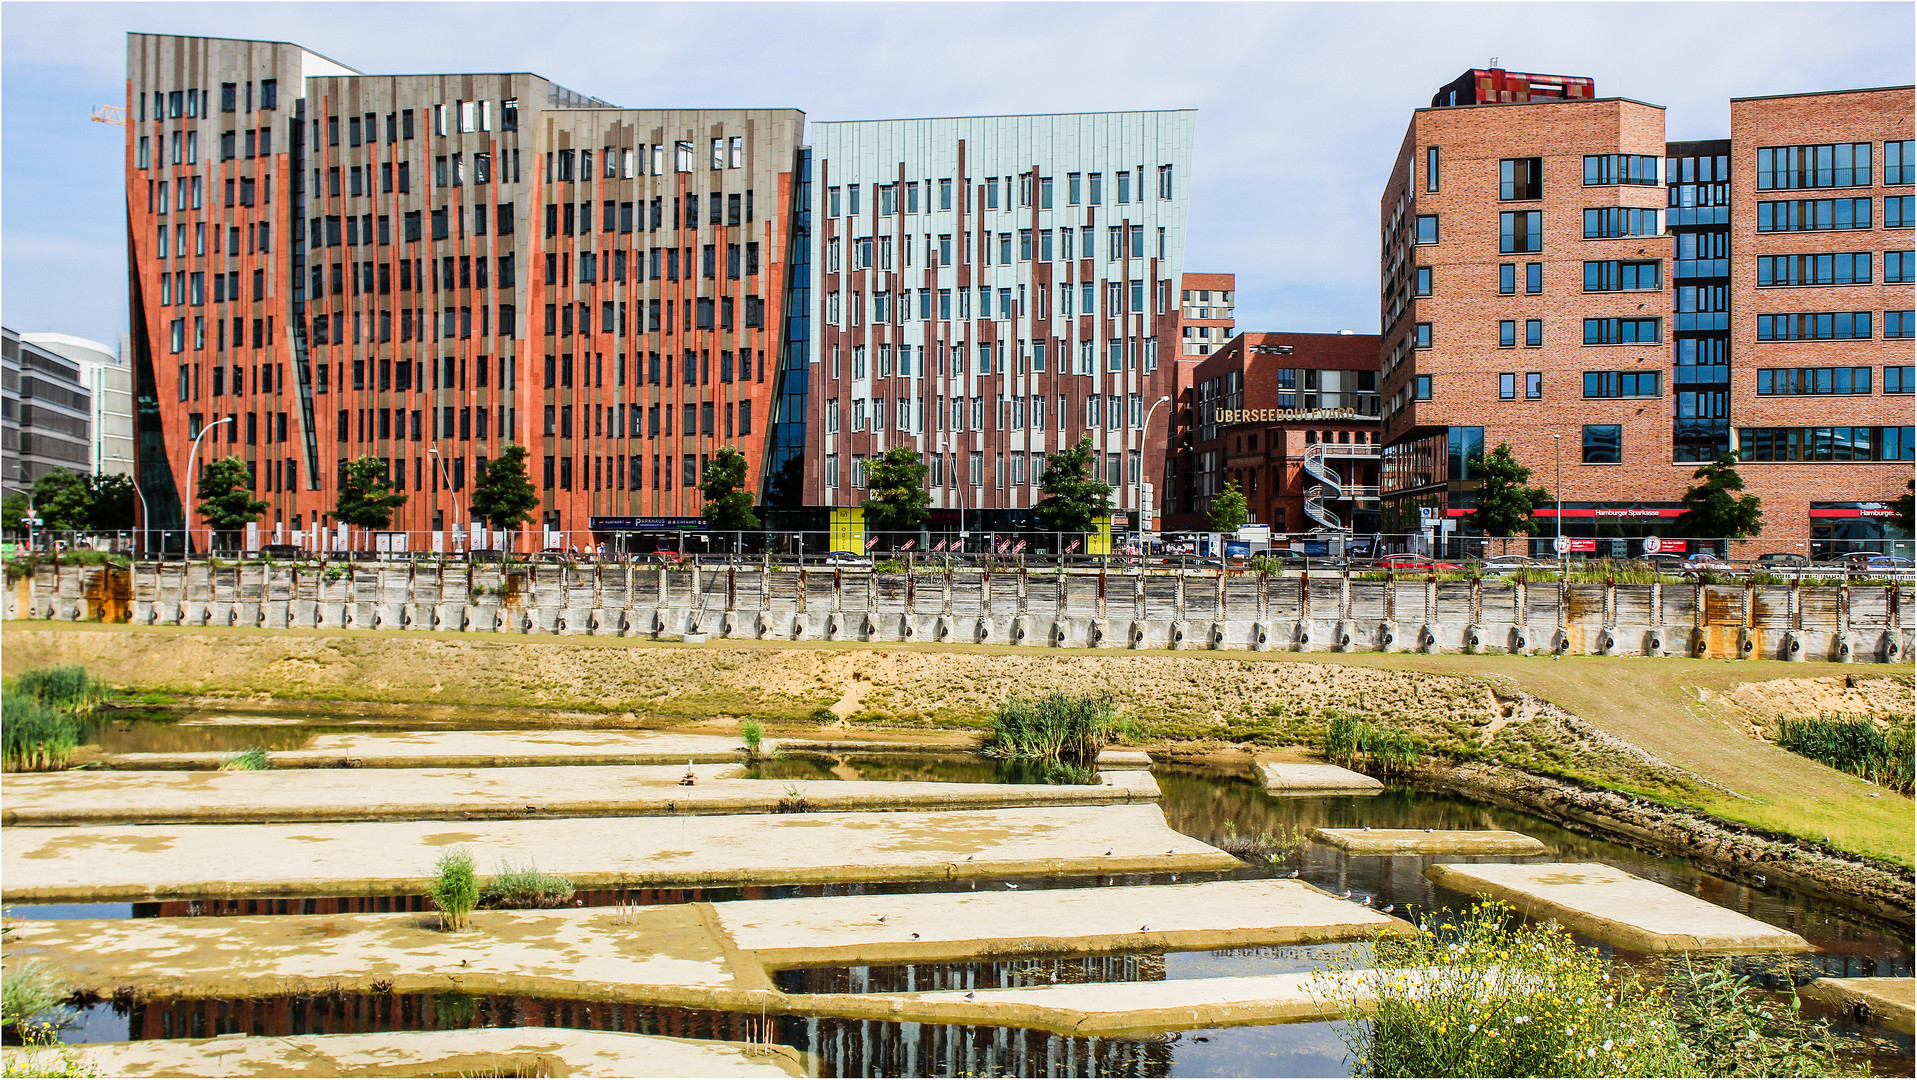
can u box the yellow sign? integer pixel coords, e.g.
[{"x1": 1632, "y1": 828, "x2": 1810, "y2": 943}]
[
  {"x1": 829, "y1": 507, "x2": 866, "y2": 553},
  {"x1": 1087, "y1": 514, "x2": 1114, "y2": 555}
]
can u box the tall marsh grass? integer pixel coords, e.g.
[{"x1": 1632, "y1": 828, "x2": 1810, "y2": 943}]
[
  {"x1": 12, "y1": 667, "x2": 103, "y2": 712},
  {"x1": 986, "y1": 692, "x2": 1128, "y2": 766},
  {"x1": 1324, "y1": 710, "x2": 1420, "y2": 777},
  {"x1": 1, "y1": 692, "x2": 79, "y2": 773},
  {"x1": 1776, "y1": 714, "x2": 1914, "y2": 795},
  {"x1": 430, "y1": 848, "x2": 480, "y2": 931}
]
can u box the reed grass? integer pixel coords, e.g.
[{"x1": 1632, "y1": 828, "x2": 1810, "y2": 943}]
[
  {"x1": 986, "y1": 692, "x2": 1128, "y2": 765},
  {"x1": 1, "y1": 691, "x2": 79, "y2": 773},
  {"x1": 218, "y1": 747, "x2": 273, "y2": 771},
  {"x1": 12, "y1": 667, "x2": 103, "y2": 712},
  {"x1": 430, "y1": 847, "x2": 480, "y2": 931},
  {"x1": 1776, "y1": 714, "x2": 1914, "y2": 795},
  {"x1": 479, "y1": 859, "x2": 575, "y2": 909},
  {"x1": 1324, "y1": 710, "x2": 1420, "y2": 777}
]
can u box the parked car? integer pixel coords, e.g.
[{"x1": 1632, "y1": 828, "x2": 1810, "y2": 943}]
[
  {"x1": 257, "y1": 543, "x2": 304, "y2": 560},
  {"x1": 823, "y1": 550, "x2": 873, "y2": 568},
  {"x1": 1680, "y1": 552, "x2": 1736, "y2": 576},
  {"x1": 1856, "y1": 556, "x2": 1916, "y2": 581},
  {"x1": 1373, "y1": 552, "x2": 1465, "y2": 572},
  {"x1": 1477, "y1": 554, "x2": 1550, "y2": 573},
  {"x1": 1755, "y1": 552, "x2": 1812, "y2": 570}
]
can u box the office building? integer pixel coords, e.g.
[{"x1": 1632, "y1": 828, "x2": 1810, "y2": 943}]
[
  {"x1": 22, "y1": 333, "x2": 135, "y2": 479},
  {"x1": 2, "y1": 327, "x2": 94, "y2": 499},
  {"x1": 1177, "y1": 273, "x2": 1235, "y2": 358},
  {"x1": 1378, "y1": 68, "x2": 1913, "y2": 552},
  {"x1": 790, "y1": 112, "x2": 1195, "y2": 537},
  {"x1": 126, "y1": 32, "x2": 803, "y2": 548}
]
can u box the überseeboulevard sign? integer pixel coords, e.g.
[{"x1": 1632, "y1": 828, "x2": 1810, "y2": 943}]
[{"x1": 1215, "y1": 407, "x2": 1362, "y2": 425}]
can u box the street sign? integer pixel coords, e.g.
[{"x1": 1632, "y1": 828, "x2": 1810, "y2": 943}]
[
  {"x1": 1642, "y1": 535, "x2": 1662, "y2": 555},
  {"x1": 1418, "y1": 507, "x2": 1436, "y2": 524},
  {"x1": 1553, "y1": 536, "x2": 1571, "y2": 554}
]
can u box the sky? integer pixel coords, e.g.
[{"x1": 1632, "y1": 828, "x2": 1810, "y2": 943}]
[{"x1": 3, "y1": 1, "x2": 1913, "y2": 350}]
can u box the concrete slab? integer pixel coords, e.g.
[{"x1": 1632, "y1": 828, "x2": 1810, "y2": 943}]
[
  {"x1": 1095, "y1": 749, "x2": 1154, "y2": 770},
  {"x1": 2, "y1": 904, "x2": 775, "y2": 1006},
  {"x1": 94, "y1": 730, "x2": 773, "y2": 771},
  {"x1": 2, "y1": 764, "x2": 1160, "y2": 827},
  {"x1": 1425, "y1": 862, "x2": 1811, "y2": 953},
  {"x1": 1, "y1": 802, "x2": 1237, "y2": 903},
  {"x1": 714, "y1": 880, "x2": 1412, "y2": 968},
  {"x1": 783, "y1": 971, "x2": 1385, "y2": 1035},
  {"x1": 1802, "y1": 977, "x2": 1916, "y2": 1034},
  {"x1": 1310, "y1": 828, "x2": 1547, "y2": 856},
  {"x1": 1255, "y1": 759, "x2": 1383, "y2": 795},
  {"x1": 9, "y1": 1029, "x2": 810, "y2": 1078}
]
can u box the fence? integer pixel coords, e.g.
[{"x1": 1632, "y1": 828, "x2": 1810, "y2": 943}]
[{"x1": 10, "y1": 559, "x2": 1910, "y2": 664}]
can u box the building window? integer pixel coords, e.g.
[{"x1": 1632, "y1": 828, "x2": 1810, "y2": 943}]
[
  {"x1": 1889, "y1": 140, "x2": 1916, "y2": 186},
  {"x1": 1583, "y1": 317, "x2": 1660, "y2": 344},
  {"x1": 1583, "y1": 260, "x2": 1661, "y2": 291},
  {"x1": 1415, "y1": 215, "x2": 1439, "y2": 244},
  {"x1": 1499, "y1": 320, "x2": 1517, "y2": 348},
  {"x1": 1582, "y1": 154, "x2": 1659, "y2": 186},
  {"x1": 1885, "y1": 366, "x2": 1915, "y2": 394},
  {"x1": 1756, "y1": 367, "x2": 1873, "y2": 395},
  {"x1": 1525, "y1": 263, "x2": 1543, "y2": 294},
  {"x1": 1756, "y1": 312, "x2": 1872, "y2": 341},
  {"x1": 1499, "y1": 211, "x2": 1541, "y2": 253},
  {"x1": 1582, "y1": 207, "x2": 1658, "y2": 238},
  {"x1": 1525, "y1": 319, "x2": 1543, "y2": 346},
  {"x1": 1756, "y1": 252, "x2": 1872, "y2": 287},
  {"x1": 1888, "y1": 310, "x2": 1916, "y2": 339},
  {"x1": 1425, "y1": 146, "x2": 1440, "y2": 192},
  {"x1": 1757, "y1": 198, "x2": 1872, "y2": 232},
  {"x1": 1887, "y1": 251, "x2": 1915, "y2": 283},
  {"x1": 1887, "y1": 196, "x2": 1915, "y2": 229},
  {"x1": 1414, "y1": 266, "x2": 1432, "y2": 296},
  {"x1": 1581, "y1": 425, "x2": 1622, "y2": 464},
  {"x1": 1413, "y1": 322, "x2": 1432, "y2": 349},
  {"x1": 1737, "y1": 426, "x2": 1914, "y2": 462},
  {"x1": 1583, "y1": 371, "x2": 1661, "y2": 398},
  {"x1": 1413, "y1": 375, "x2": 1433, "y2": 401},
  {"x1": 1499, "y1": 157, "x2": 1542, "y2": 201},
  {"x1": 1498, "y1": 264, "x2": 1515, "y2": 295},
  {"x1": 1757, "y1": 143, "x2": 1873, "y2": 190},
  {"x1": 1499, "y1": 373, "x2": 1516, "y2": 400},
  {"x1": 1525, "y1": 372, "x2": 1542, "y2": 399}
]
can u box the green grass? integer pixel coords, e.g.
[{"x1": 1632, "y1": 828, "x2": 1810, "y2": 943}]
[
  {"x1": 1, "y1": 957, "x2": 74, "y2": 1037},
  {"x1": 430, "y1": 847, "x2": 480, "y2": 931},
  {"x1": 1776, "y1": 714, "x2": 1913, "y2": 795},
  {"x1": 478, "y1": 859, "x2": 574, "y2": 909},
  {"x1": 1, "y1": 691, "x2": 79, "y2": 773},
  {"x1": 218, "y1": 747, "x2": 273, "y2": 771},
  {"x1": 986, "y1": 692, "x2": 1130, "y2": 765},
  {"x1": 11, "y1": 667, "x2": 103, "y2": 712}
]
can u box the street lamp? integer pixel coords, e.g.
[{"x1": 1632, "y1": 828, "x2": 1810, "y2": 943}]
[
  {"x1": 185, "y1": 417, "x2": 234, "y2": 555},
  {"x1": 104, "y1": 454, "x2": 149, "y2": 556},
  {"x1": 1551, "y1": 433, "x2": 1563, "y2": 571},
  {"x1": 1139, "y1": 395, "x2": 1172, "y2": 534},
  {"x1": 429, "y1": 446, "x2": 459, "y2": 551}
]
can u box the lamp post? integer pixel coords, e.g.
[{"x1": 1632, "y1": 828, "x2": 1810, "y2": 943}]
[
  {"x1": 1139, "y1": 395, "x2": 1172, "y2": 535},
  {"x1": 429, "y1": 446, "x2": 459, "y2": 551},
  {"x1": 104, "y1": 455, "x2": 149, "y2": 556},
  {"x1": 1551, "y1": 433, "x2": 1563, "y2": 572},
  {"x1": 185, "y1": 417, "x2": 234, "y2": 556}
]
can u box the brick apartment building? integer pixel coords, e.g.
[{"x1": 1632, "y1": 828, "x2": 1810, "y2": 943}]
[
  {"x1": 792, "y1": 113, "x2": 1195, "y2": 541},
  {"x1": 1378, "y1": 67, "x2": 1913, "y2": 554},
  {"x1": 1165, "y1": 331, "x2": 1381, "y2": 534},
  {"x1": 127, "y1": 33, "x2": 802, "y2": 550}
]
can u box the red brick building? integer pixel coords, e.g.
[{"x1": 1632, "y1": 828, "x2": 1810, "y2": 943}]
[
  {"x1": 1165, "y1": 331, "x2": 1381, "y2": 534},
  {"x1": 1378, "y1": 72, "x2": 1914, "y2": 554}
]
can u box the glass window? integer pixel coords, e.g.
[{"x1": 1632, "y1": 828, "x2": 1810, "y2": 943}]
[
  {"x1": 1416, "y1": 216, "x2": 1439, "y2": 245},
  {"x1": 1525, "y1": 372, "x2": 1542, "y2": 399},
  {"x1": 1526, "y1": 319, "x2": 1543, "y2": 346},
  {"x1": 1413, "y1": 322, "x2": 1432, "y2": 349},
  {"x1": 1499, "y1": 320, "x2": 1516, "y2": 348},
  {"x1": 1582, "y1": 207, "x2": 1658, "y2": 238},
  {"x1": 1757, "y1": 143, "x2": 1874, "y2": 190},
  {"x1": 1499, "y1": 264, "x2": 1516, "y2": 294},
  {"x1": 1414, "y1": 375, "x2": 1433, "y2": 400},
  {"x1": 1525, "y1": 263, "x2": 1543, "y2": 294},
  {"x1": 1425, "y1": 146, "x2": 1440, "y2": 192},
  {"x1": 1889, "y1": 140, "x2": 1916, "y2": 186},
  {"x1": 1499, "y1": 157, "x2": 1542, "y2": 200},
  {"x1": 1888, "y1": 310, "x2": 1916, "y2": 339},
  {"x1": 1499, "y1": 211, "x2": 1541, "y2": 253},
  {"x1": 1583, "y1": 154, "x2": 1659, "y2": 186},
  {"x1": 1415, "y1": 266, "x2": 1432, "y2": 297},
  {"x1": 1581, "y1": 425, "x2": 1622, "y2": 463},
  {"x1": 1499, "y1": 373, "x2": 1515, "y2": 399},
  {"x1": 1583, "y1": 318, "x2": 1661, "y2": 344}
]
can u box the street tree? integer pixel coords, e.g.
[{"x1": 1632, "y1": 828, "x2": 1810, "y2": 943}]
[
  {"x1": 86, "y1": 473, "x2": 138, "y2": 531},
  {"x1": 1034, "y1": 437, "x2": 1114, "y2": 535},
  {"x1": 862, "y1": 446, "x2": 930, "y2": 540},
  {"x1": 30, "y1": 469, "x2": 93, "y2": 531},
  {"x1": 1, "y1": 492, "x2": 31, "y2": 532},
  {"x1": 335, "y1": 456, "x2": 409, "y2": 531},
  {"x1": 1464, "y1": 443, "x2": 1552, "y2": 553},
  {"x1": 194, "y1": 455, "x2": 270, "y2": 550},
  {"x1": 701, "y1": 447, "x2": 761, "y2": 533},
  {"x1": 467, "y1": 444, "x2": 540, "y2": 533},
  {"x1": 1670, "y1": 452, "x2": 1763, "y2": 546},
  {"x1": 1207, "y1": 480, "x2": 1249, "y2": 533}
]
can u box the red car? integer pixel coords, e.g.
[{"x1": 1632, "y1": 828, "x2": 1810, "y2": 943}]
[{"x1": 1373, "y1": 553, "x2": 1465, "y2": 572}]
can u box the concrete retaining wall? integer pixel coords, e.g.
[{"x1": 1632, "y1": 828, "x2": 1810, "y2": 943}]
[{"x1": 11, "y1": 562, "x2": 1910, "y2": 662}]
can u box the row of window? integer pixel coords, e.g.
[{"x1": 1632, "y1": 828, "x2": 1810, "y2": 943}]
[
  {"x1": 1737, "y1": 426, "x2": 1916, "y2": 462},
  {"x1": 1756, "y1": 311, "x2": 1917, "y2": 340},
  {"x1": 142, "y1": 82, "x2": 278, "y2": 124},
  {"x1": 547, "y1": 139, "x2": 740, "y2": 182},
  {"x1": 824, "y1": 279, "x2": 1168, "y2": 326},
  {"x1": 539, "y1": 398, "x2": 758, "y2": 441},
  {"x1": 543, "y1": 194, "x2": 755, "y2": 236},
  {"x1": 1757, "y1": 366, "x2": 1916, "y2": 395},
  {"x1": 829, "y1": 334, "x2": 1161, "y2": 380},
  {"x1": 829, "y1": 224, "x2": 1167, "y2": 271},
  {"x1": 1415, "y1": 208, "x2": 1665, "y2": 251},
  {"x1": 1758, "y1": 196, "x2": 1915, "y2": 232},
  {"x1": 829, "y1": 448, "x2": 1141, "y2": 491},
  {"x1": 304, "y1": 306, "x2": 515, "y2": 347},
  {"x1": 825, "y1": 392, "x2": 1149, "y2": 435},
  {"x1": 825, "y1": 167, "x2": 1174, "y2": 219},
  {"x1": 1756, "y1": 141, "x2": 1914, "y2": 190}
]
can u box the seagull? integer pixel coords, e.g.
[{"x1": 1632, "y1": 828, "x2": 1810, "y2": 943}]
[
  {"x1": 1004, "y1": 883, "x2": 1019, "y2": 890},
  {"x1": 1286, "y1": 869, "x2": 1300, "y2": 879},
  {"x1": 1362, "y1": 826, "x2": 1372, "y2": 832},
  {"x1": 1104, "y1": 850, "x2": 1112, "y2": 856},
  {"x1": 1341, "y1": 890, "x2": 1353, "y2": 900},
  {"x1": 1381, "y1": 904, "x2": 1396, "y2": 914},
  {"x1": 964, "y1": 991, "x2": 976, "y2": 1000},
  {"x1": 910, "y1": 932, "x2": 920, "y2": 939},
  {"x1": 876, "y1": 916, "x2": 887, "y2": 923},
  {"x1": 1425, "y1": 828, "x2": 1433, "y2": 833},
  {"x1": 1140, "y1": 925, "x2": 1150, "y2": 932}
]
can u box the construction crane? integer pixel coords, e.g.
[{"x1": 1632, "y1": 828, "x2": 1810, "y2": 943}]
[{"x1": 91, "y1": 105, "x2": 126, "y2": 127}]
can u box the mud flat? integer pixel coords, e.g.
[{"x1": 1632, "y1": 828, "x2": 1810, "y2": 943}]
[
  {"x1": 783, "y1": 970, "x2": 1390, "y2": 1035},
  {"x1": 11, "y1": 1029, "x2": 809, "y2": 1078},
  {"x1": 1, "y1": 802, "x2": 1233, "y2": 903},
  {"x1": 2, "y1": 764, "x2": 1159, "y2": 827},
  {"x1": 1254, "y1": 758, "x2": 1383, "y2": 795},
  {"x1": 94, "y1": 730, "x2": 773, "y2": 770},
  {"x1": 1802, "y1": 977, "x2": 1916, "y2": 1034},
  {"x1": 1426, "y1": 862, "x2": 1811, "y2": 953},
  {"x1": 714, "y1": 879, "x2": 1412, "y2": 968},
  {"x1": 1310, "y1": 828, "x2": 1547, "y2": 856}
]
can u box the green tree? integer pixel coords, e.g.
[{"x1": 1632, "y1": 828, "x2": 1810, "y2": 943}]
[
  {"x1": 2, "y1": 492, "x2": 31, "y2": 532},
  {"x1": 700, "y1": 447, "x2": 761, "y2": 532},
  {"x1": 1893, "y1": 478, "x2": 1914, "y2": 536},
  {"x1": 86, "y1": 473, "x2": 138, "y2": 531},
  {"x1": 30, "y1": 469, "x2": 93, "y2": 531},
  {"x1": 1670, "y1": 452, "x2": 1763, "y2": 543},
  {"x1": 1207, "y1": 479, "x2": 1249, "y2": 533},
  {"x1": 194, "y1": 455, "x2": 269, "y2": 549},
  {"x1": 1463, "y1": 443, "x2": 1552, "y2": 550},
  {"x1": 467, "y1": 443, "x2": 540, "y2": 531},
  {"x1": 335, "y1": 455, "x2": 409, "y2": 530},
  {"x1": 862, "y1": 446, "x2": 930, "y2": 537},
  {"x1": 1034, "y1": 437, "x2": 1114, "y2": 535}
]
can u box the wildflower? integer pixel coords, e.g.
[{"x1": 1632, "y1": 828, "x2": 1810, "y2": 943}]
[
  {"x1": 1513, "y1": 1016, "x2": 1529, "y2": 1024},
  {"x1": 1603, "y1": 1039, "x2": 1614, "y2": 1052}
]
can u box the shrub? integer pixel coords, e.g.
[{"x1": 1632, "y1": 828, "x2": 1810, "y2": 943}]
[
  {"x1": 986, "y1": 692, "x2": 1127, "y2": 765},
  {"x1": 479, "y1": 860, "x2": 574, "y2": 909},
  {"x1": 1664, "y1": 956, "x2": 1840, "y2": 1078},
  {"x1": 218, "y1": 748, "x2": 272, "y2": 771},
  {"x1": 1316, "y1": 901, "x2": 1694, "y2": 1077},
  {"x1": 1, "y1": 692, "x2": 79, "y2": 773},
  {"x1": 807, "y1": 705, "x2": 838, "y2": 726},
  {"x1": 1776, "y1": 714, "x2": 1914, "y2": 795},
  {"x1": 1, "y1": 958, "x2": 74, "y2": 1038},
  {"x1": 12, "y1": 668, "x2": 102, "y2": 712},
  {"x1": 430, "y1": 848, "x2": 480, "y2": 931},
  {"x1": 741, "y1": 720, "x2": 764, "y2": 755}
]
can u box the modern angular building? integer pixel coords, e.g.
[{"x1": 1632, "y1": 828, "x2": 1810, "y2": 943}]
[
  {"x1": 1378, "y1": 67, "x2": 1913, "y2": 554},
  {"x1": 2, "y1": 327, "x2": 95, "y2": 500},
  {"x1": 785, "y1": 112, "x2": 1196, "y2": 541},
  {"x1": 126, "y1": 32, "x2": 803, "y2": 550}
]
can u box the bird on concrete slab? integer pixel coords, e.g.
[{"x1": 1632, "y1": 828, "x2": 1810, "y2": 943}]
[
  {"x1": 1362, "y1": 826, "x2": 1372, "y2": 831},
  {"x1": 1286, "y1": 869, "x2": 1300, "y2": 879},
  {"x1": 1140, "y1": 925, "x2": 1149, "y2": 931},
  {"x1": 1105, "y1": 850, "x2": 1113, "y2": 856},
  {"x1": 1341, "y1": 890, "x2": 1353, "y2": 899},
  {"x1": 876, "y1": 916, "x2": 887, "y2": 923},
  {"x1": 1382, "y1": 904, "x2": 1396, "y2": 914},
  {"x1": 964, "y1": 991, "x2": 976, "y2": 1000},
  {"x1": 910, "y1": 932, "x2": 920, "y2": 939},
  {"x1": 1004, "y1": 883, "x2": 1019, "y2": 889}
]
